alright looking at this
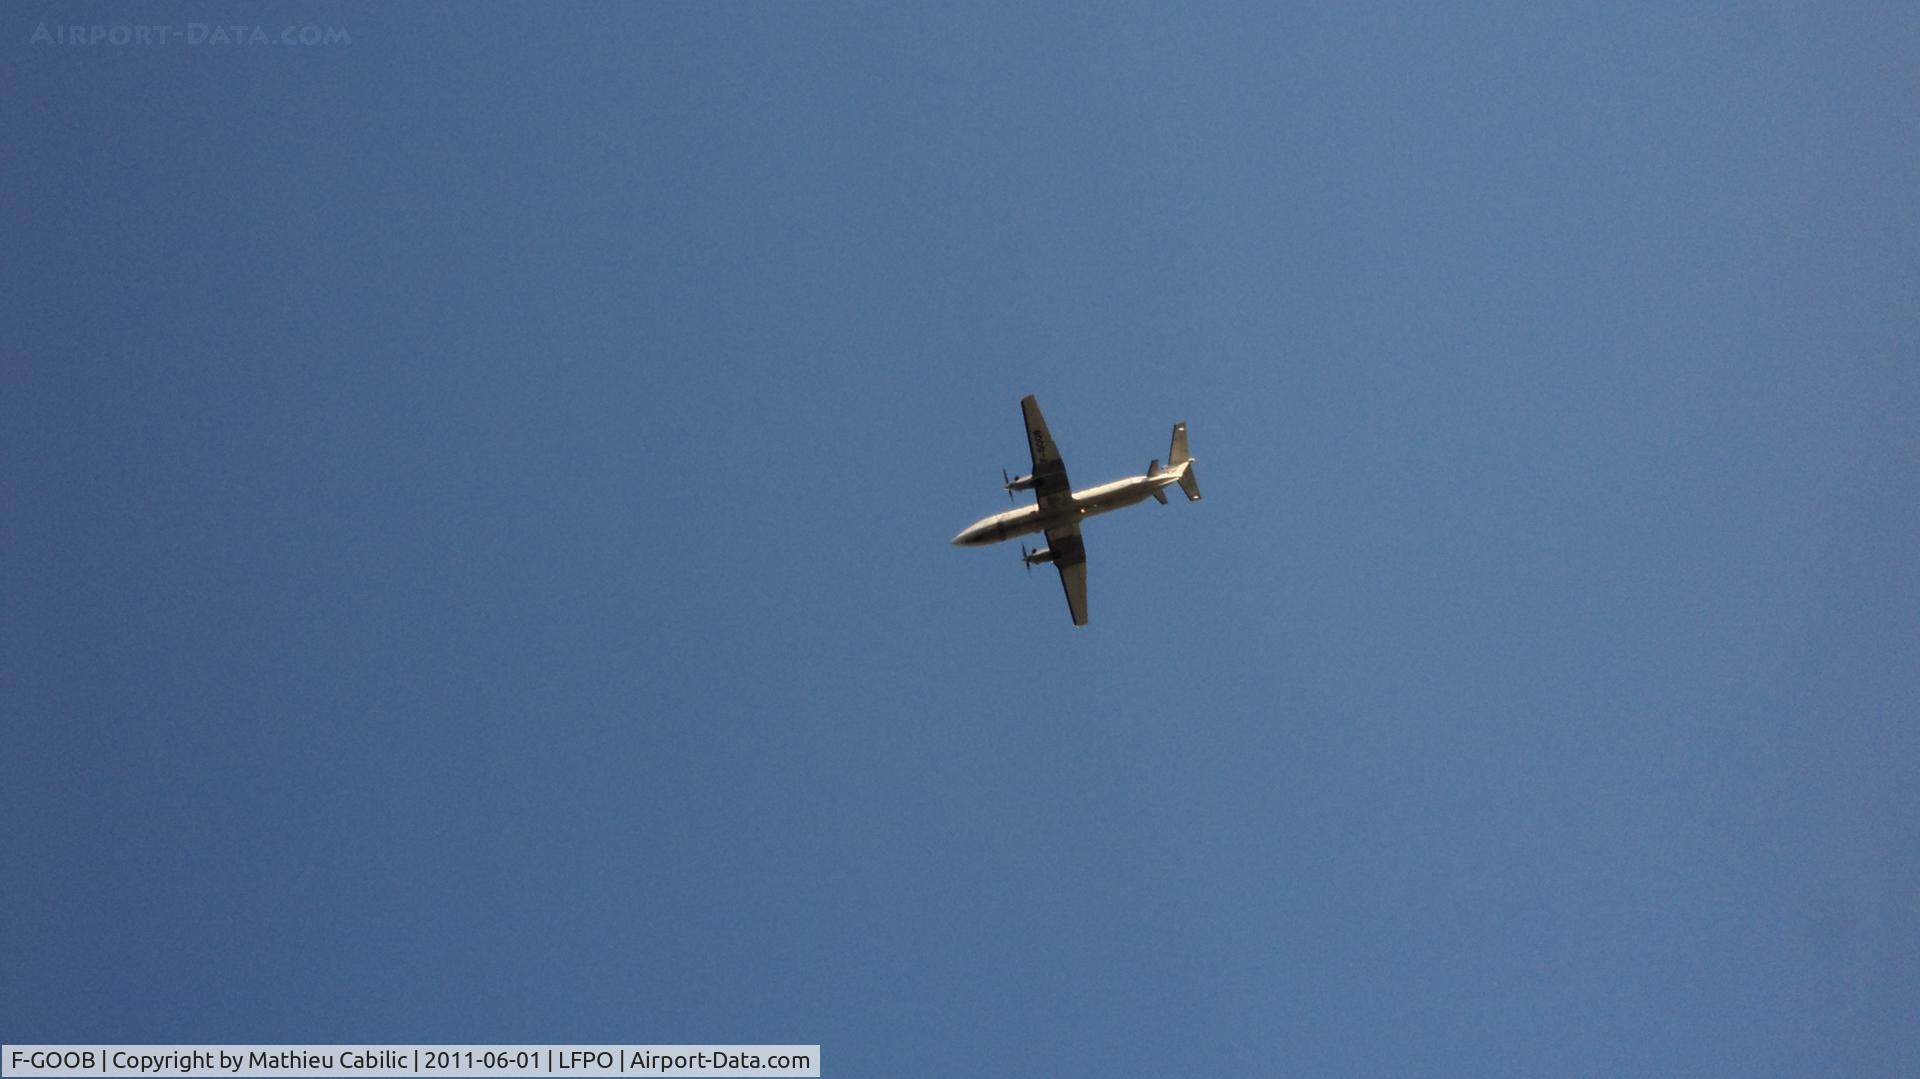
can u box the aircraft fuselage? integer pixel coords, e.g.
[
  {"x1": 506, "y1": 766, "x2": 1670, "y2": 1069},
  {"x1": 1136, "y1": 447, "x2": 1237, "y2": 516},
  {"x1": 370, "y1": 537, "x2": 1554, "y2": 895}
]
[{"x1": 951, "y1": 468, "x2": 1185, "y2": 547}]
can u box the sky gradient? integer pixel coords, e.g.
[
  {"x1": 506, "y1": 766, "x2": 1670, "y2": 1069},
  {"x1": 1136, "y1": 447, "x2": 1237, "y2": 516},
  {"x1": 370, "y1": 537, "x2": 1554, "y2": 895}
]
[{"x1": 4, "y1": 4, "x2": 1916, "y2": 1076}]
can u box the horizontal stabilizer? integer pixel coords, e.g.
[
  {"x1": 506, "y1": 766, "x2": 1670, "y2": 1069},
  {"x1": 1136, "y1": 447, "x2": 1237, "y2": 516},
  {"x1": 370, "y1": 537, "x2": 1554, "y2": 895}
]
[{"x1": 1178, "y1": 463, "x2": 1201, "y2": 501}]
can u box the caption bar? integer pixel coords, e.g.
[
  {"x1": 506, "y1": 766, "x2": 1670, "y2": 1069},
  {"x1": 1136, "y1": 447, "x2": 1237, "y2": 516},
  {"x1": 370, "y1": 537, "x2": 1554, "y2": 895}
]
[{"x1": 2, "y1": 1047, "x2": 819, "y2": 1079}]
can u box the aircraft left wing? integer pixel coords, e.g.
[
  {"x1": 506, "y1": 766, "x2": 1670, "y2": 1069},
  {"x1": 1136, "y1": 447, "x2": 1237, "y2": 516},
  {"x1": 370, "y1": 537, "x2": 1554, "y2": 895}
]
[
  {"x1": 1045, "y1": 523, "x2": 1089, "y2": 626},
  {"x1": 1020, "y1": 395, "x2": 1074, "y2": 514}
]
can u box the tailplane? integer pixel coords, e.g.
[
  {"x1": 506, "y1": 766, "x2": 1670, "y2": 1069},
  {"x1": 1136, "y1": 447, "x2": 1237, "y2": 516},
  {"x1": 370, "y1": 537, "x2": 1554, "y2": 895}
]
[
  {"x1": 1168, "y1": 423, "x2": 1201, "y2": 501},
  {"x1": 1147, "y1": 458, "x2": 1169, "y2": 504},
  {"x1": 1177, "y1": 463, "x2": 1202, "y2": 501}
]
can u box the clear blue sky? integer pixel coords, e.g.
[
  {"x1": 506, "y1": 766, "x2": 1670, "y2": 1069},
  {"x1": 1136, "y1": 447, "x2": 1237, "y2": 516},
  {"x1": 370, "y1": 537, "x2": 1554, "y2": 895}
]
[{"x1": 4, "y1": 4, "x2": 1915, "y2": 1076}]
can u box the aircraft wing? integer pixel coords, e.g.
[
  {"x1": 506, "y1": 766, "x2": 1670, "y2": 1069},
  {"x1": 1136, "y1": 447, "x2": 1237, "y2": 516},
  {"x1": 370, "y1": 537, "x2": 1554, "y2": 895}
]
[
  {"x1": 1020, "y1": 395, "x2": 1074, "y2": 514},
  {"x1": 1045, "y1": 523, "x2": 1089, "y2": 626}
]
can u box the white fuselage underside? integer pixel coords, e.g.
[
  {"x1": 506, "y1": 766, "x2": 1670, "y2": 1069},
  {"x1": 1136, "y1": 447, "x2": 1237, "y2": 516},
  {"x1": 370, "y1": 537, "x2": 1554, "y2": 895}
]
[{"x1": 952, "y1": 469, "x2": 1182, "y2": 547}]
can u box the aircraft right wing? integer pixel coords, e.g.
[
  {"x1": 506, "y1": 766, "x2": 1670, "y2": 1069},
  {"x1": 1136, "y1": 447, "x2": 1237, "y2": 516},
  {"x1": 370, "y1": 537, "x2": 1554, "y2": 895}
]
[
  {"x1": 1045, "y1": 523, "x2": 1089, "y2": 626},
  {"x1": 1020, "y1": 395, "x2": 1075, "y2": 514}
]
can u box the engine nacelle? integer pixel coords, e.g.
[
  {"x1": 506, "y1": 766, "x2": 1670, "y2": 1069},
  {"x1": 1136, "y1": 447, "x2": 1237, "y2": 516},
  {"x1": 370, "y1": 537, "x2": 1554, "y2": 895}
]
[
  {"x1": 1022, "y1": 546, "x2": 1057, "y2": 566},
  {"x1": 1003, "y1": 473, "x2": 1038, "y2": 492}
]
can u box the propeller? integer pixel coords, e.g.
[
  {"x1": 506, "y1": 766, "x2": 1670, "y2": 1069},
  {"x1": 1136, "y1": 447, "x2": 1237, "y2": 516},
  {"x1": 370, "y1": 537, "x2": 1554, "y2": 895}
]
[
  {"x1": 1002, "y1": 467, "x2": 1016, "y2": 504},
  {"x1": 1019, "y1": 542, "x2": 1033, "y2": 574}
]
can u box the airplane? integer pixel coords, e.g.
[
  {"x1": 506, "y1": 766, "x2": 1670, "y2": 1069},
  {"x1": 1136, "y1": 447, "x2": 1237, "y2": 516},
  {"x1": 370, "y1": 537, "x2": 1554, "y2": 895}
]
[{"x1": 952, "y1": 395, "x2": 1201, "y2": 625}]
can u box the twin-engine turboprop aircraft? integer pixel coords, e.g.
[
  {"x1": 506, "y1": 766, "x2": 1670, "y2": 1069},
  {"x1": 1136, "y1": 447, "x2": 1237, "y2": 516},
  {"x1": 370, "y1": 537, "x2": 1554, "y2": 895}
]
[{"x1": 952, "y1": 395, "x2": 1201, "y2": 625}]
